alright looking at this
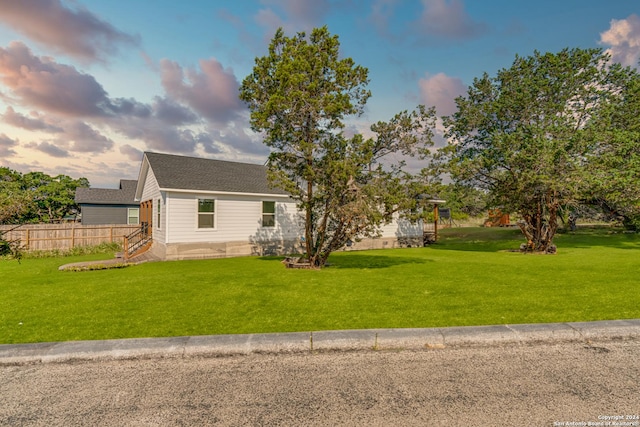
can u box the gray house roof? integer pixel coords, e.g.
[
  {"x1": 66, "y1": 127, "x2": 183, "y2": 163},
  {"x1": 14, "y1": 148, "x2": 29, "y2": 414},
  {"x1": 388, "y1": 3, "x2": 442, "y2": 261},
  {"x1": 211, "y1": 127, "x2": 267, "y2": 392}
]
[
  {"x1": 139, "y1": 152, "x2": 289, "y2": 196},
  {"x1": 75, "y1": 179, "x2": 139, "y2": 205}
]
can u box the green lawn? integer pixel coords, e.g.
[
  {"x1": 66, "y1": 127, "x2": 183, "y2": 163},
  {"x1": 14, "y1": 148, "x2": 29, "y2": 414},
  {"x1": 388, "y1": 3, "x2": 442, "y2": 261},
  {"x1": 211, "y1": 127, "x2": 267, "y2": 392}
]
[{"x1": 1, "y1": 227, "x2": 639, "y2": 344}]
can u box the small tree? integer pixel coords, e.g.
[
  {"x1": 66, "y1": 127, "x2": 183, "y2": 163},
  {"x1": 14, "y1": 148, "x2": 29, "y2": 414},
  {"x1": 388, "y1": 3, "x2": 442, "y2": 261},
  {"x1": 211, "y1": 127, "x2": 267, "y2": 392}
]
[
  {"x1": 443, "y1": 48, "x2": 622, "y2": 252},
  {"x1": 240, "y1": 27, "x2": 435, "y2": 266}
]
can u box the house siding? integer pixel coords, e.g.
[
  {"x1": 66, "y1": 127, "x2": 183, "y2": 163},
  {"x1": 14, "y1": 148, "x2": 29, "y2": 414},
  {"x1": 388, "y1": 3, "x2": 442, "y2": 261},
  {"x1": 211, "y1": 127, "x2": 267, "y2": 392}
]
[
  {"x1": 140, "y1": 169, "x2": 166, "y2": 244},
  {"x1": 136, "y1": 154, "x2": 425, "y2": 261},
  {"x1": 166, "y1": 192, "x2": 301, "y2": 244},
  {"x1": 151, "y1": 192, "x2": 301, "y2": 260},
  {"x1": 79, "y1": 204, "x2": 137, "y2": 225},
  {"x1": 342, "y1": 214, "x2": 424, "y2": 251},
  {"x1": 378, "y1": 214, "x2": 423, "y2": 239}
]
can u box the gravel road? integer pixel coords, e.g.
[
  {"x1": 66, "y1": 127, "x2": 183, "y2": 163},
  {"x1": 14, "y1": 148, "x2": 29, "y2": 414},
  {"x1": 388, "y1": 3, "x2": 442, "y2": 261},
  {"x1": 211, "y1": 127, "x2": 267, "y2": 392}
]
[{"x1": 2, "y1": 339, "x2": 639, "y2": 426}]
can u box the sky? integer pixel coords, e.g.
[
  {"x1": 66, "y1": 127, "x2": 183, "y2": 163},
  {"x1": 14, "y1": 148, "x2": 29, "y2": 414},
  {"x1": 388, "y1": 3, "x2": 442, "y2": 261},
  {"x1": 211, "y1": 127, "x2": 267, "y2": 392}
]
[{"x1": 0, "y1": 0, "x2": 639, "y2": 188}]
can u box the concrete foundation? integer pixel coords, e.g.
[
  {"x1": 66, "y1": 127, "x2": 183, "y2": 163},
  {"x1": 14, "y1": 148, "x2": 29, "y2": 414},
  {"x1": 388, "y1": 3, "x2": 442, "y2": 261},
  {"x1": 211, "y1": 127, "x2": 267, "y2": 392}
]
[{"x1": 150, "y1": 235, "x2": 423, "y2": 261}]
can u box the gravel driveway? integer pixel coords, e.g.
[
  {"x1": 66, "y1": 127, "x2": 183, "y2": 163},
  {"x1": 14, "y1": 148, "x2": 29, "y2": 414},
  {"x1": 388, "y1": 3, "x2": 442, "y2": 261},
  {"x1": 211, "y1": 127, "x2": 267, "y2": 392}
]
[{"x1": 2, "y1": 339, "x2": 639, "y2": 426}]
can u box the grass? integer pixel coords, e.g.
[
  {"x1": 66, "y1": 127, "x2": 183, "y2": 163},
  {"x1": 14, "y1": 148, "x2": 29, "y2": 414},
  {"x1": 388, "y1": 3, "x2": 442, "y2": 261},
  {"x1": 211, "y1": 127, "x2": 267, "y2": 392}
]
[{"x1": 1, "y1": 227, "x2": 639, "y2": 344}]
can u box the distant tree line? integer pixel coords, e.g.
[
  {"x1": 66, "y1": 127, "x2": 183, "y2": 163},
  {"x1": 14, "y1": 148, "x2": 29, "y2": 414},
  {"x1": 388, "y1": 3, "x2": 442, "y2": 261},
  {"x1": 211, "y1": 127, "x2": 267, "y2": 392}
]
[{"x1": 0, "y1": 167, "x2": 89, "y2": 225}]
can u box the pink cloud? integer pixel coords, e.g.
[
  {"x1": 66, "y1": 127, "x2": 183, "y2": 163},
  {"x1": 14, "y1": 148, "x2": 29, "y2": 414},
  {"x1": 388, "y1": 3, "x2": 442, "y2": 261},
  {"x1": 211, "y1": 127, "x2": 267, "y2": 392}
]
[
  {"x1": 600, "y1": 14, "x2": 640, "y2": 67},
  {"x1": 0, "y1": 41, "x2": 112, "y2": 116},
  {"x1": 2, "y1": 107, "x2": 63, "y2": 132},
  {"x1": 418, "y1": 72, "x2": 466, "y2": 116},
  {"x1": 160, "y1": 58, "x2": 244, "y2": 125},
  {"x1": 0, "y1": 0, "x2": 139, "y2": 63},
  {"x1": 0, "y1": 42, "x2": 263, "y2": 161},
  {"x1": 414, "y1": 0, "x2": 487, "y2": 42}
]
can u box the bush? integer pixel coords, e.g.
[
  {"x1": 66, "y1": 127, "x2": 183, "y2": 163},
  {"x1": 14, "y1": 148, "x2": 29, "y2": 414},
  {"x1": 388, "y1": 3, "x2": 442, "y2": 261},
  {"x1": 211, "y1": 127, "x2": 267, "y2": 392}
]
[{"x1": 0, "y1": 235, "x2": 23, "y2": 261}]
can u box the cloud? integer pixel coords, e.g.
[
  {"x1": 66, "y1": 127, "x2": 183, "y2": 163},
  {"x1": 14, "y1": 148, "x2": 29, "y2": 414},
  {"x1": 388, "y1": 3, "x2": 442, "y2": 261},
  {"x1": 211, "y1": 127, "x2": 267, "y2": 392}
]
[
  {"x1": 368, "y1": 0, "x2": 400, "y2": 39},
  {"x1": 64, "y1": 121, "x2": 114, "y2": 153},
  {"x1": 2, "y1": 107, "x2": 63, "y2": 132},
  {"x1": 0, "y1": 133, "x2": 18, "y2": 157},
  {"x1": 25, "y1": 141, "x2": 70, "y2": 158},
  {"x1": 414, "y1": 0, "x2": 487, "y2": 42},
  {"x1": 160, "y1": 58, "x2": 244, "y2": 125},
  {"x1": 418, "y1": 73, "x2": 466, "y2": 116},
  {"x1": 0, "y1": 41, "x2": 265, "y2": 163},
  {"x1": 202, "y1": 124, "x2": 270, "y2": 158},
  {"x1": 257, "y1": 0, "x2": 330, "y2": 34},
  {"x1": 110, "y1": 113, "x2": 199, "y2": 154},
  {"x1": 152, "y1": 96, "x2": 199, "y2": 126},
  {"x1": 0, "y1": 41, "x2": 113, "y2": 116},
  {"x1": 600, "y1": 14, "x2": 640, "y2": 67},
  {"x1": 0, "y1": 0, "x2": 139, "y2": 64},
  {"x1": 119, "y1": 144, "x2": 143, "y2": 162},
  {"x1": 255, "y1": 8, "x2": 285, "y2": 36},
  {"x1": 0, "y1": 42, "x2": 154, "y2": 120}
]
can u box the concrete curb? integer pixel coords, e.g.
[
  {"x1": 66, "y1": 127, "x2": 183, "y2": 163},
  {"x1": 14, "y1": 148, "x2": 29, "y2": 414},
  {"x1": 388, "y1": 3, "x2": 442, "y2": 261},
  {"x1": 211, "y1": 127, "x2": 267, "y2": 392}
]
[{"x1": 1, "y1": 319, "x2": 639, "y2": 365}]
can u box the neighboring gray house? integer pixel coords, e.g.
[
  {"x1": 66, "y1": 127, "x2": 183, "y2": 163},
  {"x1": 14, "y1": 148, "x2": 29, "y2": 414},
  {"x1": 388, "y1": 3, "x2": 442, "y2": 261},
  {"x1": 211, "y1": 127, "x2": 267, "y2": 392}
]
[
  {"x1": 134, "y1": 152, "x2": 424, "y2": 261},
  {"x1": 75, "y1": 179, "x2": 140, "y2": 225}
]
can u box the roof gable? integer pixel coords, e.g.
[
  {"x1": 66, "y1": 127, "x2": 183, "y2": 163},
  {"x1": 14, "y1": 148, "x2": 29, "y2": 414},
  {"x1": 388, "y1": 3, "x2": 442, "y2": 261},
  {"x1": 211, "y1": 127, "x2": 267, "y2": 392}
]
[
  {"x1": 75, "y1": 179, "x2": 138, "y2": 205},
  {"x1": 140, "y1": 152, "x2": 289, "y2": 196}
]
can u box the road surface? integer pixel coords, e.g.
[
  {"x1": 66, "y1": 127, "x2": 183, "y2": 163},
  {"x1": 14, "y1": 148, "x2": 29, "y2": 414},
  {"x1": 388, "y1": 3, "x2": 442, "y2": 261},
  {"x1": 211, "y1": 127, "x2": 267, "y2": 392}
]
[{"x1": 2, "y1": 339, "x2": 638, "y2": 426}]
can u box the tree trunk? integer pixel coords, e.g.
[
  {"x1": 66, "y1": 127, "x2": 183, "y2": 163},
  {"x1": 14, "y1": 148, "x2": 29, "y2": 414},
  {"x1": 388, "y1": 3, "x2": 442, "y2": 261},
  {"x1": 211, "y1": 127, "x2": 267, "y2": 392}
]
[
  {"x1": 517, "y1": 204, "x2": 558, "y2": 253},
  {"x1": 305, "y1": 180, "x2": 314, "y2": 263}
]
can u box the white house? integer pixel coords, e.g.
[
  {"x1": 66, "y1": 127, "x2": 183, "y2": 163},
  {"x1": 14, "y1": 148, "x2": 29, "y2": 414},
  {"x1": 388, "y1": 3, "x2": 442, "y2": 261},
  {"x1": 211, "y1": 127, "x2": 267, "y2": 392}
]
[{"x1": 134, "y1": 152, "x2": 423, "y2": 261}]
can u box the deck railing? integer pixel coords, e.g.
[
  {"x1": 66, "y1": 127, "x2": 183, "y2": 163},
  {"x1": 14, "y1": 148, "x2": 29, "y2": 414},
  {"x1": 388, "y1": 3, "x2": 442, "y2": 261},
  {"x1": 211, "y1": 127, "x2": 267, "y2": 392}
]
[{"x1": 123, "y1": 222, "x2": 152, "y2": 259}]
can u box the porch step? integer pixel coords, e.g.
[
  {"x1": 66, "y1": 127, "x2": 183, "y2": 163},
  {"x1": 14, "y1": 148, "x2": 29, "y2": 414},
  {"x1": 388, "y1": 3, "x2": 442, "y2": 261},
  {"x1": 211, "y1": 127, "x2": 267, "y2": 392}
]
[{"x1": 126, "y1": 240, "x2": 152, "y2": 260}]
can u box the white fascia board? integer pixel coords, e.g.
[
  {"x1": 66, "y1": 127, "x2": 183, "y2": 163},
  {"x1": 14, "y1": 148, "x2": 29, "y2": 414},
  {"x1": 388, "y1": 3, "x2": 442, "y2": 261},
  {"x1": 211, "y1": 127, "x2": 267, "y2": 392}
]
[{"x1": 159, "y1": 187, "x2": 292, "y2": 199}]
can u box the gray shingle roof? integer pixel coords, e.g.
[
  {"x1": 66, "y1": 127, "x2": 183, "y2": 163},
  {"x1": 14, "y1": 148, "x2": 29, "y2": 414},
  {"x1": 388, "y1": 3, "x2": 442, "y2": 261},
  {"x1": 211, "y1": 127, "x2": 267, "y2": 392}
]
[
  {"x1": 144, "y1": 152, "x2": 288, "y2": 195},
  {"x1": 75, "y1": 179, "x2": 138, "y2": 204}
]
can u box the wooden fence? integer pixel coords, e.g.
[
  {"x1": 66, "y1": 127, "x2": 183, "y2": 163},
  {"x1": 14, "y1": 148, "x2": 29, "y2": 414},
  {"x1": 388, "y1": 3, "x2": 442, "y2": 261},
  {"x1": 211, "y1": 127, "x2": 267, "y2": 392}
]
[{"x1": 0, "y1": 224, "x2": 140, "y2": 252}]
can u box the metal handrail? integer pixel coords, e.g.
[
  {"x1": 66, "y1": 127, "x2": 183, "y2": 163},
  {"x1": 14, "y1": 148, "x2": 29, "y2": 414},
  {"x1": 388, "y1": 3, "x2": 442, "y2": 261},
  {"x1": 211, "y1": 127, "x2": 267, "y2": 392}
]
[{"x1": 123, "y1": 222, "x2": 151, "y2": 259}]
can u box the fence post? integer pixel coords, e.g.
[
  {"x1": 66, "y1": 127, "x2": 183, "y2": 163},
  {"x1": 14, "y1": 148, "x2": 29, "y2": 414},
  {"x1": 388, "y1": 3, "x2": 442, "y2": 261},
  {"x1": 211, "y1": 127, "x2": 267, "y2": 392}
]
[
  {"x1": 71, "y1": 226, "x2": 75, "y2": 248},
  {"x1": 110, "y1": 226, "x2": 113, "y2": 243},
  {"x1": 123, "y1": 235, "x2": 129, "y2": 260},
  {"x1": 25, "y1": 228, "x2": 30, "y2": 250}
]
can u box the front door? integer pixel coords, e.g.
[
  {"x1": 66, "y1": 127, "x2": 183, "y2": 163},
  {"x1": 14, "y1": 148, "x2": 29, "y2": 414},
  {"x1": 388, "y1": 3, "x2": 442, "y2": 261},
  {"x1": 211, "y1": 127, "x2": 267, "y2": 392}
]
[{"x1": 140, "y1": 199, "x2": 153, "y2": 236}]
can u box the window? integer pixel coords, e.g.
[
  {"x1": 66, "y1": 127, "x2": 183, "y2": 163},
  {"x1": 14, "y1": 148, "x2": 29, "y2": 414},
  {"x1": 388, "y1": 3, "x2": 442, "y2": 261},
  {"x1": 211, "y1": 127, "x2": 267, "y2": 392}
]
[
  {"x1": 127, "y1": 207, "x2": 140, "y2": 225},
  {"x1": 198, "y1": 199, "x2": 215, "y2": 228},
  {"x1": 262, "y1": 201, "x2": 275, "y2": 227},
  {"x1": 156, "y1": 199, "x2": 161, "y2": 229}
]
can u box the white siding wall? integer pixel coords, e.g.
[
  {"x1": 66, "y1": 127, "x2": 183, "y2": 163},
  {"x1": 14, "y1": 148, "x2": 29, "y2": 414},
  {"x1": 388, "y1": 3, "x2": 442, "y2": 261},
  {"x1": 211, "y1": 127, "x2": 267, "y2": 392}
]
[
  {"x1": 378, "y1": 213, "x2": 423, "y2": 238},
  {"x1": 166, "y1": 192, "x2": 302, "y2": 244},
  {"x1": 140, "y1": 168, "x2": 160, "y2": 201},
  {"x1": 140, "y1": 167, "x2": 166, "y2": 244}
]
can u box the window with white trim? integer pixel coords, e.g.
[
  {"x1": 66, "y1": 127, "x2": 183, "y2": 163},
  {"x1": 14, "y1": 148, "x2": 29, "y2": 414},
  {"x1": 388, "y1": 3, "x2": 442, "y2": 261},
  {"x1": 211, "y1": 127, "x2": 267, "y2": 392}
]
[
  {"x1": 127, "y1": 207, "x2": 140, "y2": 225},
  {"x1": 198, "y1": 199, "x2": 215, "y2": 228},
  {"x1": 262, "y1": 201, "x2": 275, "y2": 227}
]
